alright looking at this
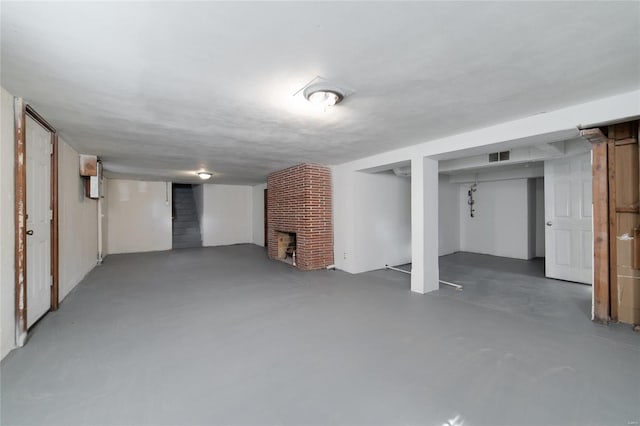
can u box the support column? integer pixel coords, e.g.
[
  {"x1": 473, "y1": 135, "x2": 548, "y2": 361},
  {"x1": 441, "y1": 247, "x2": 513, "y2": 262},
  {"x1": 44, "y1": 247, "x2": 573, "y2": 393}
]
[
  {"x1": 411, "y1": 156, "x2": 439, "y2": 294},
  {"x1": 581, "y1": 128, "x2": 610, "y2": 322}
]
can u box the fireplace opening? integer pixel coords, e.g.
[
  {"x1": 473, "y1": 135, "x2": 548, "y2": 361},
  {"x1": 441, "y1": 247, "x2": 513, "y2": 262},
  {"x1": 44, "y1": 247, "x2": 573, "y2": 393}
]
[{"x1": 277, "y1": 231, "x2": 297, "y2": 266}]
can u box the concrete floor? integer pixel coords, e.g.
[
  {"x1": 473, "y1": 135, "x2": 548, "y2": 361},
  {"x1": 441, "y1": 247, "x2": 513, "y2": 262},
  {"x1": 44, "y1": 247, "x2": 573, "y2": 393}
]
[{"x1": 1, "y1": 245, "x2": 639, "y2": 426}]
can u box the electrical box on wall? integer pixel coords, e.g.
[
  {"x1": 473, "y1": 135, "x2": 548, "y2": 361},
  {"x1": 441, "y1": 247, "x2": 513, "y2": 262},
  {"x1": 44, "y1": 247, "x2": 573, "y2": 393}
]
[
  {"x1": 83, "y1": 158, "x2": 102, "y2": 199},
  {"x1": 79, "y1": 154, "x2": 98, "y2": 176}
]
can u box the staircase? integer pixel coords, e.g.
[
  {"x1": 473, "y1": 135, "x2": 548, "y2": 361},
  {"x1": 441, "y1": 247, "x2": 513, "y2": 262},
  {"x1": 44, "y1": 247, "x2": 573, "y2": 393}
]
[{"x1": 172, "y1": 184, "x2": 202, "y2": 249}]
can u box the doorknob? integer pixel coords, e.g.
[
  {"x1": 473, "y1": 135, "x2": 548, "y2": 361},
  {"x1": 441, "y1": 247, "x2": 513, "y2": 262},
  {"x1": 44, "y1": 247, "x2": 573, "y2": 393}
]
[
  {"x1": 546, "y1": 221, "x2": 553, "y2": 227},
  {"x1": 26, "y1": 230, "x2": 34, "y2": 235}
]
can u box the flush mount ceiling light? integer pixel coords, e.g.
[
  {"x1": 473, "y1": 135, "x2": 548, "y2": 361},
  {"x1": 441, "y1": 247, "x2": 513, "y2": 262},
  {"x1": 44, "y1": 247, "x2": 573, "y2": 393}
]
[
  {"x1": 293, "y1": 76, "x2": 351, "y2": 109},
  {"x1": 303, "y1": 83, "x2": 344, "y2": 107},
  {"x1": 197, "y1": 172, "x2": 212, "y2": 180}
]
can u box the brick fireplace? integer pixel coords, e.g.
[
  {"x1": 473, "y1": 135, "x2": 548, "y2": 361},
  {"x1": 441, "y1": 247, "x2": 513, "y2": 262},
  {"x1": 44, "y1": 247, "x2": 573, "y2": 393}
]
[{"x1": 267, "y1": 164, "x2": 334, "y2": 271}]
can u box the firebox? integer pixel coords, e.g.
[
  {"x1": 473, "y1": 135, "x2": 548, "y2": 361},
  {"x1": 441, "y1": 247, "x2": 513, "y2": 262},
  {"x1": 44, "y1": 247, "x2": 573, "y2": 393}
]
[{"x1": 276, "y1": 232, "x2": 297, "y2": 265}]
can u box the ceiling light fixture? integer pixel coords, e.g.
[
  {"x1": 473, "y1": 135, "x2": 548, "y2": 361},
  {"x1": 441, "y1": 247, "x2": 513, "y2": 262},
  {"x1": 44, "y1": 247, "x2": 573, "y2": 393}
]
[
  {"x1": 301, "y1": 81, "x2": 346, "y2": 107},
  {"x1": 197, "y1": 172, "x2": 212, "y2": 180}
]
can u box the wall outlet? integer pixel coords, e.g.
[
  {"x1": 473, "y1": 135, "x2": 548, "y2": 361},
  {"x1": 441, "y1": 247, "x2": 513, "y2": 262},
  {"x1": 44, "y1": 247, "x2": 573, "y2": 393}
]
[{"x1": 343, "y1": 252, "x2": 347, "y2": 259}]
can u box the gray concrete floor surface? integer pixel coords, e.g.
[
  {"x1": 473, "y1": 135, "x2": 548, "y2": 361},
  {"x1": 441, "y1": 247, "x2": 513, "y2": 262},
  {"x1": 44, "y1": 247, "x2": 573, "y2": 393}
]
[{"x1": 1, "y1": 245, "x2": 638, "y2": 425}]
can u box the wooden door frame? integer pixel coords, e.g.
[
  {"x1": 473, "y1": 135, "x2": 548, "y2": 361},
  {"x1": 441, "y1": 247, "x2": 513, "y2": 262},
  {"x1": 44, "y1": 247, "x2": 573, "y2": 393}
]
[{"x1": 14, "y1": 98, "x2": 59, "y2": 347}]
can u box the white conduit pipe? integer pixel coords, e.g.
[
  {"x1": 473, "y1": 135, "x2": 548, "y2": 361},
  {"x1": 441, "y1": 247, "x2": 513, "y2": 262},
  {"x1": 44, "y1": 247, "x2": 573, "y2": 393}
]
[
  {"x1": 438, "y1": 279, "x2": 463, "y2": 291},
  {"x1": 385, "y1": 264, "x2": 411, "y2": 275},
  {"x1": 384, "y1": 265, "x2": 463, "y2": 290},
  {"x1": 97, "y1": 193, "x2": 103, "y2": 265}
]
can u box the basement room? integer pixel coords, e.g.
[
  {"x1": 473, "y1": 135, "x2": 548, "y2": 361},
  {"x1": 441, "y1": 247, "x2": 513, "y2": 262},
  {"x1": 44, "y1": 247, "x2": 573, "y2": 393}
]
[
  {"x1": 1, "y1": 2, "x2": 639, "y2": 426},
  {"x1": 378, "y1": 138, "x2": 596, "y2": 320}
]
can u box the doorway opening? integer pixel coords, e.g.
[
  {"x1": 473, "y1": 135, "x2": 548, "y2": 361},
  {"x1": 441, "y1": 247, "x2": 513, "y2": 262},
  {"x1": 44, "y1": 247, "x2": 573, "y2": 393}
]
[
  {"x1": 171, "y1": 183, "x2": 202, "y2": 249},
  {"x1": 378, "y1": 141, "x2": 593, "y2": 296},
  {"x1": 437, "y1": 147, "x2": 593, "y2": 287},
  {"x1": 14, "y1": 99, "x2": 59, "y2": 346}
]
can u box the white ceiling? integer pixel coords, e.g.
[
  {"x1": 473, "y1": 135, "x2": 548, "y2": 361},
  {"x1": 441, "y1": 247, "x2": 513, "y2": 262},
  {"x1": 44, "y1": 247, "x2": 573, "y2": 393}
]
[{"x1": 2, "y1": 2, "x2": 639, "y2": 184}]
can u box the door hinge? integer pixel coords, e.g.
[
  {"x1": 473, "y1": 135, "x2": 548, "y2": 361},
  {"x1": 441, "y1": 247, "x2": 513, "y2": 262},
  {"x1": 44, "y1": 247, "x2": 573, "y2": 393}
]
[
  {"x1": 49, "y1": 209, "x2": 53, "y2": 221},
  {"x1": 50, "y1": 275, "x2": 54, "y2": 287},
  {"x1": 50, "y1": 142, "x2": 54, "y2": 155}
]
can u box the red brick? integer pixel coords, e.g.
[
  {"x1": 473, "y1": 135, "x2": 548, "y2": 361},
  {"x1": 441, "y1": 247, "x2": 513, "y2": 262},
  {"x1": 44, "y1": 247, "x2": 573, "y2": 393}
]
[{"x1": 267, "y1": 164, "x2": 334, "y2": 271}]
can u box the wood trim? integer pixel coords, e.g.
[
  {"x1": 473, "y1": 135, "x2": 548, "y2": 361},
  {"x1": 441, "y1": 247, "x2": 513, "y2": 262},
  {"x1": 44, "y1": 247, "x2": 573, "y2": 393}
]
[
  {"x1": 607, "y1": 137, "x2": 618, "y2": 321},
  {"x1": 616, "y1": 206, "x2": 639, "y2": 214},
  {"x1": 580, "y1": 128, "x2": 608, "y2": 145},
  {"x1": 614, "y1": 138, "x2": 638, "y2": 147},
  {"x1": 612, "y1": 121, "x2": 634, "y2": 140},
  {"x1": 25, "y1": 104, "x2": 56, "y2": 133},
  {"x1": 50, "y1": 133, "x2": 59, "y2": 311},
  {"x1": 14, "y1": 97, "x2": 28, "y2": 346},
  {"x1": 591, "y1": 139, "x2": 610, "y2": 323},
  {"x1": 634, "y1": 228, "x2": 640, "y2": 270}
]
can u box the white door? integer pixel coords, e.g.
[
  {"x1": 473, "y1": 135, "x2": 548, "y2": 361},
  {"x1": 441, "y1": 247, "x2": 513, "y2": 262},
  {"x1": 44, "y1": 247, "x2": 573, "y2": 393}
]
[
  {"x1": 26, "y1": 116, "x2": 52, "y2": 327},
  {"x1": 544, "y1": 152, "x2": 593, "y2": 284}
]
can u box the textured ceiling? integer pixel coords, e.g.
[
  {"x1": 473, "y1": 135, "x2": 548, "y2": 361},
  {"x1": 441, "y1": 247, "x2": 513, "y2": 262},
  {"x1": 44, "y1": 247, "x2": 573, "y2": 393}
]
[{"x1": 2, "y1": 2, "x2": 639, "y2": 184}]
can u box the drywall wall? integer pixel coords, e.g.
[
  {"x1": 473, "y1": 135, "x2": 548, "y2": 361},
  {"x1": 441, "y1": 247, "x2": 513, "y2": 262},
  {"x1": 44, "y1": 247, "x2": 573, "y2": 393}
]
[
  {"x1": 332, "y1": 167, "x2": 352, "y2": 272},
  {"x1": 252, "y1": 183, "x2": 267, "y2": 247},
  {"x1": 201, "y1": 184, "x2": 252, "y2": 247},
  {"x1": 535, "y1": 178, "x2": 545, "y2": 257},
  {"x1": 106, "y1": 180, "x2": 172, "y2": 254},
  {"x1": 527, "y1": 179, "x2": 537, "y2": 259},
  {"x1": 443, "y1": 172, "x2": 546, "y2": 258},
  {"x1": 1, "y1": 87, "x2": 16, "y2": 359},
  {"x1": 58, "y1": 139, "x2": 98, "y2": 300},
  {"x1": 438, "y1": 175, "x2": 460, "y2": 256},
  {"x1": 336, "y1": 171, "x2": 411, "y2": 274},
  {"x1": 459, "y1": 178, "x2": 535, "y2": 259}
]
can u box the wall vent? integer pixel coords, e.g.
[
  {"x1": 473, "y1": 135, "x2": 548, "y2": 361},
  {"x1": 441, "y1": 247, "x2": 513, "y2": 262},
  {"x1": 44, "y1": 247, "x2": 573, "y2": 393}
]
[{"x1": 488, "y1": 151, "x2": 510, "y2": 162}]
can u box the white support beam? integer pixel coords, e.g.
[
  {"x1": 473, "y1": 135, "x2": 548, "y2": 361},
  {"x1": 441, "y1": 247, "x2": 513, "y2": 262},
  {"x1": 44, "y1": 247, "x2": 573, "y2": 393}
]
[
  {"x1": 534, "y1": 141, "x2": 565, "y2": 155},
  {"x1": 411, "y1": 156, "x2": 439, "y2": 294},
  {"x1": 438, "y1": 139, "x2": 588, "y2": 174},
  {"x1": 338, "y1": 90, "x2": 639, "y2": 173},
  {"x1": 448, "y1": 165, "x2": 544, "y2": 184}
]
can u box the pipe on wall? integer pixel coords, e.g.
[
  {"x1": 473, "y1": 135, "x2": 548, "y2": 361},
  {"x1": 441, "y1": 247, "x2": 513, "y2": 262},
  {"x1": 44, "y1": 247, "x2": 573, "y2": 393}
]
[
  {"x1": 97, "y1": 193, "x2": 103, "y2": 264},
  {"x1": 385, "y1": 264, "x2": 463, "y2": 290}
]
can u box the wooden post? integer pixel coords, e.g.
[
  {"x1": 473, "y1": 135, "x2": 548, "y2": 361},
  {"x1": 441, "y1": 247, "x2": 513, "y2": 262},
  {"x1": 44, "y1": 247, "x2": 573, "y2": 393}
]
[
  {"x1": 607, "y1": 136, "x2": 618, "y2": 321},
  {"x1": 582, "y1": 128, "x2": 610, "y2": 323},
  {"x1": 610, "y1": 122, "x2": 639, "y2": 324}
]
